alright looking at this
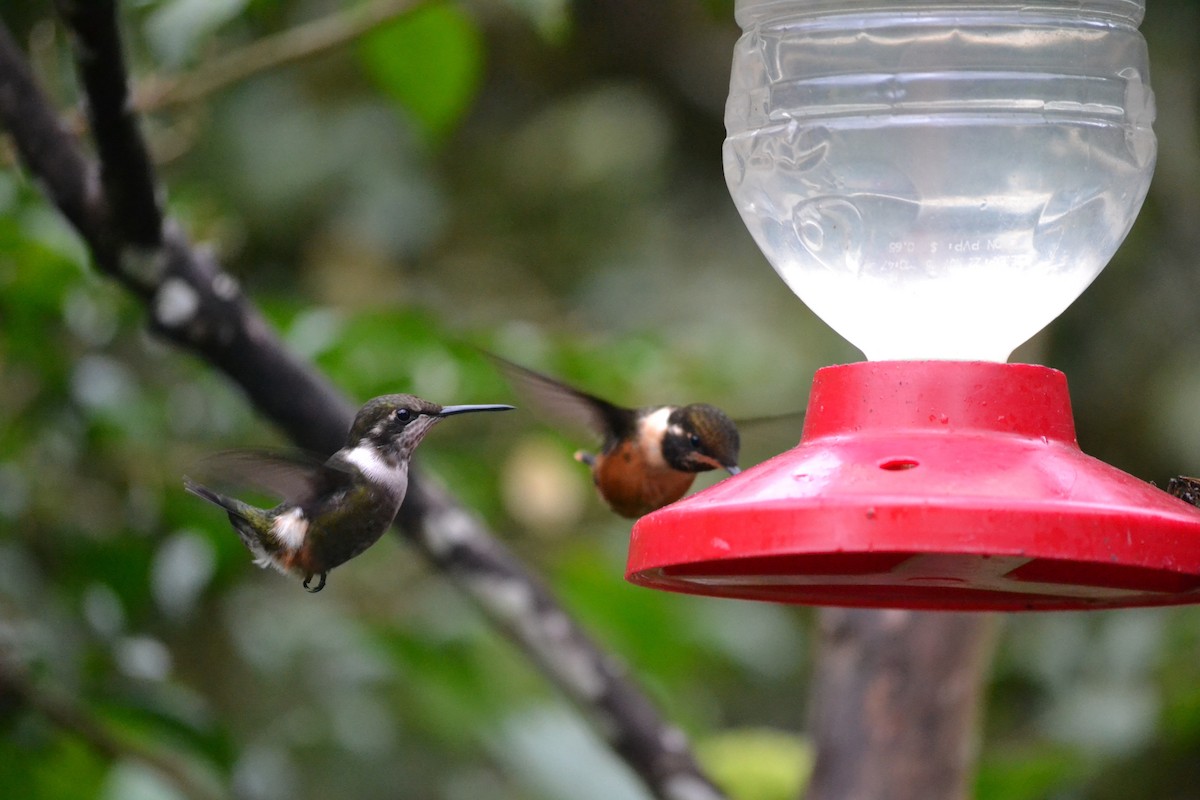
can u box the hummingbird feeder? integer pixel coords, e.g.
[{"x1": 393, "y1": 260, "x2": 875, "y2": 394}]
[{"x1": 626, "y1": 0, "x2": 1200, "y2": 610}]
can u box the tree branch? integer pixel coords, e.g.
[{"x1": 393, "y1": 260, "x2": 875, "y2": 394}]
[
  {"x1": 0, "y1": 18, "x2": 109, "y2": 267},
  {"x1": 135, "y1": 0, "x2": 432, "y2": 112},
  {"x1": 0, "y1": 7, "x2": 728, "y2": 800},
  {"x1": 57, "y1": 0, "x2": 162, "y2": 247},
  {"x1": 395, "y1": 479, "x2": 724, "y2": 799}
]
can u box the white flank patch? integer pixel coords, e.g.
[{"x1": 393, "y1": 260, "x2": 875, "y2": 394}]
[
  {"x1": 638, "y1": 407, "x2": 673, "y2": 469},
  {"x1": 343, "y1": 444, "x2": 408, "y2": 493},
  {"x1": 270, "y1": 507, "x2": 308, "y2": 552}
]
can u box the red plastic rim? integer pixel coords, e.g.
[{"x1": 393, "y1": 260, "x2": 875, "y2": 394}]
[{"x1": 626, "y1": 361, "x2": 1200, "y2": 611}]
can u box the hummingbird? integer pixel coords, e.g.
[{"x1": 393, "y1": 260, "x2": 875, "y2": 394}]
[
  {"x1": 489, "y1": 354, "x2": 741, "y2": 519},
  {"x1": 184, "y1": 394, "x2": 513, "y2": 592},
  {"x1": 1168, "y1": 476, "x2": 1200, "y2": 507}
]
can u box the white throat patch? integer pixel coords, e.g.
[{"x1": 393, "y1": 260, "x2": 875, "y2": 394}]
[
  {"x1": 638, "y1": 407, "x2": 674, "y2": 469},
  {"x1": 343, "y1": 444, "x2": 409, "y2": 493}
]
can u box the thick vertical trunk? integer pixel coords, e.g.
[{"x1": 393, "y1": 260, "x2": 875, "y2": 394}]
[{"x1": 805, "y1": 609, "x2": 996, "y2": 800}]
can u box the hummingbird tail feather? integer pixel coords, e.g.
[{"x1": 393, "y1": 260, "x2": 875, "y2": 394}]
[
  {"x1": 185, "y1": 477, "x2": 279, "y2": 567},
  {"x1": 183, "y1": 477, "x2": 227, "y2": 508},
  {"x1": 183, "y1": 477, "x2": 259, "y2": 528}
]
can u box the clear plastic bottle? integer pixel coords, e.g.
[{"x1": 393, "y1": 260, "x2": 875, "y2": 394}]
[{"x1": 723, "y1": 0, "x2": 1156, "y2": 361}]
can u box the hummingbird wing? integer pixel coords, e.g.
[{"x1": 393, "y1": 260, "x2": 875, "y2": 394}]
[
  {"x1": 487, "y1": 352, "x2": 636, "y2": 444},
  {"x1": 727, "y1": 410, "x2": 808, "y2": 467},
  {"x1": 186, "y1": 449, "x2": 356, "y2": 507}
]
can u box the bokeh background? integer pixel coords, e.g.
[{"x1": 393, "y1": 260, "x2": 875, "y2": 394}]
[{"x1": 2, "y1": 1, "x2": 1200, "y2": 798}]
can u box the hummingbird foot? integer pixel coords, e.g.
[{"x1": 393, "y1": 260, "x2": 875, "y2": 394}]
[
  {"x1": 574, "y1": 450, "x2": 596, "y2": 468},
  {"x1": 303, "y1": 572, "x2": 327, "y2": 593}
]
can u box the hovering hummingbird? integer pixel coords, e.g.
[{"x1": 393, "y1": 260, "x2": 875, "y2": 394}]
[
  {"x1": 489, "y1": 354, "x2": 741, "y2": 519},
  {"x1": 184, "y1": 394, "x2": 513, "y2": 592}
]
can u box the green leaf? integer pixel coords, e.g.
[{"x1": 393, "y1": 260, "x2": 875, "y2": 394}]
[{"x1": 357, "y1": 4, "x2": 484, "y2": 142}]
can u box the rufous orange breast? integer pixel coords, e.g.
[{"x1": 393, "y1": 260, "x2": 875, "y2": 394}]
[{"x1": 592, "y1": 439, "x2": 696, "y2": 519}]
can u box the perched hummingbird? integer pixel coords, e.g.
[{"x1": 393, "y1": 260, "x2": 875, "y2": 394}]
[
  {"x1": 184, "y1": 394, "x2": 513, "y2": 592},
  {"x1": 490, "y1": 354, "x2": 741, "y2": 518}
]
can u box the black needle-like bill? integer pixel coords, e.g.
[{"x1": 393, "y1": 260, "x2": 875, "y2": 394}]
[{"x1": 438, "y1": 403, "x2": 515, "y2": 416}]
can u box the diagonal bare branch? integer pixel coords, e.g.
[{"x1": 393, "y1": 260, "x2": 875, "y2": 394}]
[
  {"x1": 0, "y1": 18, "x2": 110, "y2": 266},
  {"x1": 395, "y1": 479, "x2": 725, "y2": 799},
  {"x1": 0, "y1": 6, "x2": 729, "y2": 799},
  {"x1": 57, "y1": 0, "x2": 162, "y2": 247},
  {"x1": 135, "y1": 0, "x2": 433, "y2": 112}
]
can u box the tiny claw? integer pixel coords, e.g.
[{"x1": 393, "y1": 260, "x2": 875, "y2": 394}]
[
  {"x1": 574, "y1": 450, "x2": 596, "y2": 468},
  {"x1": 303, "y1": 572, "x2": 327, "y2": 593}
]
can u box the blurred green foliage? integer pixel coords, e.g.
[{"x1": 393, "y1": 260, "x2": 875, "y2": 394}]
[
  {"x1": 697, "y1": 729, "x2": 812, "y2": 800},
  {"x1": 1, "y1": 0, "x2": 1200, "y2": 799},
  {"x1": 357, "y1": 4, "x2": 484, "y2": 142}
]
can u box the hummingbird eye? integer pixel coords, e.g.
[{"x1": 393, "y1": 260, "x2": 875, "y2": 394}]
[
  {"x1": 689, "y1": 433, "x2": 703, "y2": 448},
  {"x1": 394, "y1": 408, "x2": 412, "y2": 423}
]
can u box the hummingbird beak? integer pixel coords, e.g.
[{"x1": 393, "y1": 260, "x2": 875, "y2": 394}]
[{"x1": 437, "y1": 403, "x2": 515, "y2": 417}]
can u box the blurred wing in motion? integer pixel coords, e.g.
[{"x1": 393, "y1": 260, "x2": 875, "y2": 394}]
[
  {"x1": 486, "y1": 352, "x2": 637, "y2": 445},
  {"x1": 733, "y1": 410, "x2": 807, "y2": 468},
  {"x1": 185, "y1": 449, "x2": 355, "y2": 507}
]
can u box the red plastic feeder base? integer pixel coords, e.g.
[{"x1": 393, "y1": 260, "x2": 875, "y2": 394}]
[{"x1": 627, "y1": 361, "x2": 1200, "y2": 611}]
